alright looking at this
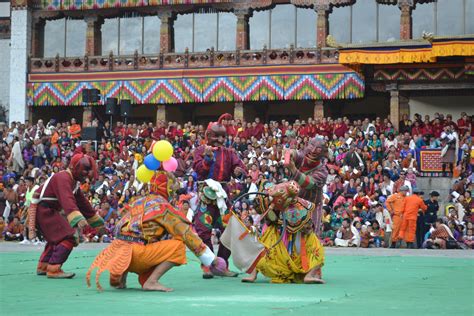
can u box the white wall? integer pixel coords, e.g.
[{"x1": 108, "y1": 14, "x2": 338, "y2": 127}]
[
  {"x1": 409, "y1": 95, "x2": 474, "y2": 119},
  {"x1": 0, "y1": 38, "x2": 10, "y2": 112},
  {"x1": 8, "y1": 9, "x2": 31, "y2": 123}
]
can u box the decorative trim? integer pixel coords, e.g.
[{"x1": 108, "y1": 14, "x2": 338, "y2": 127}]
[
  {"x1": 39, "y1": 0, "x2": 233, "y2": 10},
  {"x1": 373, "y1": 64, "x2": 468, "y2": 81},
  {"x1": 67, "y1": 210, "x2": 86, "y2": 227},
  {"x1": 27, "y1": 66, "x2": 365, "y2": 106},
  {"x1": 340, "y1": 37, "x2": 474, "y2": 65},
  {"x1": 87, "y1": 214, "x2": 105, "y2": 227}
]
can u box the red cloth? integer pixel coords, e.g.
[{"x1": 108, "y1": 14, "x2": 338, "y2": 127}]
[
  {"x1": 193, "y1": 146, "x2": 247, "y2": 182},
  {"x1": 34, "y1": 171, "x2": 97, "y2": 244}
]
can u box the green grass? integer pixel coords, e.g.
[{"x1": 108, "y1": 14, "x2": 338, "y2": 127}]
[{"x1": 0, "y1": 249, "x2": 473, "y2": 316}]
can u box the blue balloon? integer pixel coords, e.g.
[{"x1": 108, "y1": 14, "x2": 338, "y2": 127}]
[{"x1": 144, "y1": 154, "x2": 161, "y2": 171}]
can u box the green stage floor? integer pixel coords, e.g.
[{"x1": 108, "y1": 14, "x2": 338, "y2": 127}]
[{"x1": 0, "y1": 244, "x2": 473, "y2": 316}]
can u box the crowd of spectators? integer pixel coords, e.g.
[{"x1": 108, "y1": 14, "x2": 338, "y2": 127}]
[{"x1": 0, "y1": 111, "x2": 472, "y2": 249}]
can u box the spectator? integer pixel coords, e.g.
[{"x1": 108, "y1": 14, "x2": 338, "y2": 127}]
[{"x1": 5, "y1": 217, "x2": 23, "y2": 241}]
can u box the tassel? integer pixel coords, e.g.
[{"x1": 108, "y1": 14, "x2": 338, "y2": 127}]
[{"x1": 300, "y1": 236, "x2": 309, "y2": 271}]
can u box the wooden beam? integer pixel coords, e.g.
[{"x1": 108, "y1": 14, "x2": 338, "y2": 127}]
[{"x1": 398, "y1": 83, "x2": 474, "y2": 90}]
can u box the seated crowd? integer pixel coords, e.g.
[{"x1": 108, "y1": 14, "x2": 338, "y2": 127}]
[{"x1": 0, "y1": 112, "x2": 472, "y2": 249}]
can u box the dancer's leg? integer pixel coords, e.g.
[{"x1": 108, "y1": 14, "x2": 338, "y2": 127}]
[{"x1": 142, "y1": 261, "x2": 176, "y2": 292}]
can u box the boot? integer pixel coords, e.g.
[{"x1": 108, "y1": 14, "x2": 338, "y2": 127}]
[
  {"x1": 37, "y1": 262, "x2": 48, "y2": 276},
  {"x1": 46, "y1": 264, "x2": 75, "y2": 279},
  {"x1": 202, "y1": 265, "x2": 214, "y2": 279},
  {"x1": 390, "y1": 242, "x2": 396, "y2": 249}
]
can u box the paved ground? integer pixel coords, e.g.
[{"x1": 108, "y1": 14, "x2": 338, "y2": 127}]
[{"x1": 0, "y1": 242, "x2": 473, "y2": 316}]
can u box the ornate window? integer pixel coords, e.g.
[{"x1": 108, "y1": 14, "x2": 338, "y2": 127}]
[
  {"x1": 329, "y1": 5, "x2": 351, "y2": 43},
  {"x1": 351, "y1": 0, "x2": 377, "y2": 44},
  {"x1": 101, "y1": 18, "x2": 119, "y2": 55},
  {"x1": 120, "y1": 16, "x2": 143, "y2": 55},
  {"x1": 44, "y1": 19, "x2": 65, "y2": 57},
  {"x1": 218, "y1": 13, "x2": 237, "y2": 51},
  {"x1": 296, "y1": 8, "x2": 317, "y2": 48},
  {"x1": 250, "y1": 10, "x2": 270, "y2": 49},
  {"x1": 174, "y1": 12, "x2": 236, "y2": 52},
  {"x1": 378, "y1": 3, "x2": 399, "y2": 42},
  {"x1": 143, "y1": 16, "x2": 161, "y2": 54},
  {"x1": 412, "y1": 2, "x2": 435, "y2": 38},
  {"x1": 271, "y1": 4, "x2": 296, "y2": 49}
]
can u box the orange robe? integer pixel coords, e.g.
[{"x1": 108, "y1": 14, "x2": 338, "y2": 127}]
[
  {"x1": 69, "y1": 124, "x2": 81, "y2": 139},
  {"x1": 386, "y1": 193, "x2": 406, "y2": 242},
  {"x1": 87, "y1": 194, "x2": 215, "y2": 290},
  {"x1": 400, "y1": 195, "x2": 427, "y2": 243}
]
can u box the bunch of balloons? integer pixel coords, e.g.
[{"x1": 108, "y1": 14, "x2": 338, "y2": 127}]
[{"x1": 136, "y1": 140, "x2": 178, "y2": 183}]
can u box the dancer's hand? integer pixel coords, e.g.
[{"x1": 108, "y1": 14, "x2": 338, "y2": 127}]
[
  {"x1": 77, "y1": 219, "x2": 88, "y2": 229},
  {"x1": 204, "y1": 146, "x2": 214, "y2": 159}
]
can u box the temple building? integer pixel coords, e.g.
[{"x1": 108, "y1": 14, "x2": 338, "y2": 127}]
[{"x1": 3, "y1": 0, "x2": 474, "y2": 127}]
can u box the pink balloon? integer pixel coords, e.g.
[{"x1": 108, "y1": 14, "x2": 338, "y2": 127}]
[{"x1": 162, "y1": 157, "x2": 178, "y2": 172}]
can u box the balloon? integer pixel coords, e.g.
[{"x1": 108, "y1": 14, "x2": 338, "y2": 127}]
[
  {"x1": 152, "y1": 140, "x2": 173, "y2": 162},
  {"x1": 136, "y1": 165, "x2": 154, "y2": 183},
  {"x1": 162, "y1": 157, "x2": 178, "y2": 172},
  {"x1": 144, "y1": 154, "x2": 161, "y2": 171}
]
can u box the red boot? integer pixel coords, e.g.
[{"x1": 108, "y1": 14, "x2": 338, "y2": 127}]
[{"x1": 46, "y1": 264, "x2": 75, "y2": 279}]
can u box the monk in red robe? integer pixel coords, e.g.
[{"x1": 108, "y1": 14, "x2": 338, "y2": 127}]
[{"x1": 28, "y1": 153, "x2": 104, "y2": 278}]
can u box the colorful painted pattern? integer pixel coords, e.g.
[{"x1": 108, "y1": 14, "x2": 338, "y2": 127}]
[
  {"x1": 27, "y1": 71, "x2": 364, "y2": 106},
  {"x1": 418, "y1": 149, "x2": 443, "y2": 173},
  {"x1": 42, "y1": 0, "x2": 231, "y2": 10},
  {"x1": 374, "y1": 65, "x2": 467, "y2": 81}
]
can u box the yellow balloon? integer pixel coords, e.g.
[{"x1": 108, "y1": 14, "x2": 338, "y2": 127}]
[
  {"x1": 136, "y1": 165, "x2": 154, "y2": 183},
  {"x1": 152, "y1": 140, "x2": 173, "y2": 162}
]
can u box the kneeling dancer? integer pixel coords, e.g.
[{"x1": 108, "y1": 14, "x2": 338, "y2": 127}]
[
  {"x1": 223, "y1": 181, "x2": 325, "y2": 284},
  {"x1": 87, "y1": 171, "x2": 226, "y2": 292}
]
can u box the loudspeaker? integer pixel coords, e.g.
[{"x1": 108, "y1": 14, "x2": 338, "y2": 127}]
[
  {"x1": 120, "y1": 99, "x2": 132, "y2": 117},
  {"x1": 106, "y1": 98, "x2": 118, "y2": 116},
  {"x1": 82, "y1": 89, "x2": 90, "y2": 103},
  {"x1": 82, "y1": 127, "x2": 100, "y2": 141},
  {"x1": 90, "y1": 89, "x2": 100, "y2": 103}
]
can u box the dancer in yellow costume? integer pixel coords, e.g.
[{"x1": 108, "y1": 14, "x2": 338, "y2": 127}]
[{"x1": 223, "y1": 181, "x2": 325, "y2": 284}]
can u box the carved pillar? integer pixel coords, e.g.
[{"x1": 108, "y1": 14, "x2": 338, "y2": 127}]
[
  {"x1": 85, "y1": 16, "x2": 103, "y2": 56},
  {"x1": 388, "y1": 85, "x2": 400, "y2": 131},
  {"x1": 314, "y1": 100, "x2": 324, "y2": 120},
  {"x1": 82, "y1": 106, "x2": 93, "y2": 128},
  {"x1": 399, "y1": 1, "x2": 413, "y2": 40},
  {"x1": 31, "y1": 18, "x2": 45, "y2": 58},
  {"x1": 158, "y1": 11, "x2": 173, "y2": 53},
  {"x1": 234, "y1": 102, "x2": 244, "y2": 122},
  {"x1": 316, "y1": 5, "x2": 330, "y2": 48},
  {"x1": 234, "y1": 9, "x2": 250, "y2": 50},
  {"x1": 156, "y1": 105, "x2": 167, "y2": 125}
]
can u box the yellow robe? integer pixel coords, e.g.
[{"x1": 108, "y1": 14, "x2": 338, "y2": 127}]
[{"x1": 256, "y1": 226, "x2": 325, "y2": 283}]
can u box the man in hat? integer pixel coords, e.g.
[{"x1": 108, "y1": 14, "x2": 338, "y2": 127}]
[
  {"x1": 87, "y1": 172, "x2": 226, "y2": 292},
  {"x1": 416, "y1": 191, "x2": 440, "y2": 248},
  {"x1": 400, "y1": 189, "x2": 427, "y2": 248},
  {"x1": 386, "y1": 185, "x2": 409, "y2": 248},
  {"x1": 28, "y1": 153, "x2": 104, "y2": 279}
]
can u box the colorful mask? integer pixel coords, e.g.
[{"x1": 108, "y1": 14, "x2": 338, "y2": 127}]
[
  {"x1": 205, "y1": 113, "x2": 232, "y2": 147},
  {"x1": 70, "y1": 153, "x2": 98, "y2": 183}
]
